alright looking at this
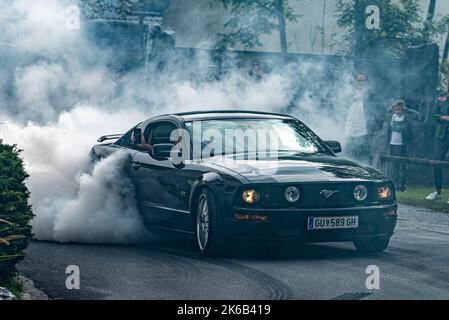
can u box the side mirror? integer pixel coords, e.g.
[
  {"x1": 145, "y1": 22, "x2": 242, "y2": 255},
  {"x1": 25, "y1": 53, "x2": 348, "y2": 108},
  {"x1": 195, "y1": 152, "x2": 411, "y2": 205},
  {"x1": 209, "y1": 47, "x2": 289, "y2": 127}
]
[
  {"x1": 324, "y1": 140, "x2": 342, "y2": 154},
  {"x1": 152, "y1": 143, "x2": 174, "y2": 160}
]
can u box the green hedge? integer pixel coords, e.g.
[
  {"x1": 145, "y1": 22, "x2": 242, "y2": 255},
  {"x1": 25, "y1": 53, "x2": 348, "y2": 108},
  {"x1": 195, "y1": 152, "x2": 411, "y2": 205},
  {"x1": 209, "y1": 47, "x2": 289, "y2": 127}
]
[{"x1": 0, "y1": 140, "x2": 33, "y2": 283}]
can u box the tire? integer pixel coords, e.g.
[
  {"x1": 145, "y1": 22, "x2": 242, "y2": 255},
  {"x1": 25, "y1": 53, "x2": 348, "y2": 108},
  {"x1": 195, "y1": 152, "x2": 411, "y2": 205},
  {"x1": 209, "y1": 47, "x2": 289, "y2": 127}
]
[
  {"x1": 195, "y1": 189, "x2": 225, "y2": 257},
  {"x1": 354, "y1": 236, "x2": 390, "y2": 253}
]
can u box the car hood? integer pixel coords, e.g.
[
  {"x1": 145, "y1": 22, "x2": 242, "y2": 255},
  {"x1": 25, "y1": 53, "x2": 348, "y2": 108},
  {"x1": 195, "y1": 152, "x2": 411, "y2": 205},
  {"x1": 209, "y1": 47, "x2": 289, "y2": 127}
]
[{"x1": 203, "y1": 155, "x2": 385, "y2": 184}]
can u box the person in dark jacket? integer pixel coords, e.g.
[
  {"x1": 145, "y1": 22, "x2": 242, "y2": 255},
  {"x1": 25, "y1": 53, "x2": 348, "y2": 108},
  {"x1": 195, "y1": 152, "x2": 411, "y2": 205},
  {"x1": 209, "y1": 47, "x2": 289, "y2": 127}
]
[
  {"x1": 426, "y1": 85, "x2": 449, "y2": 201},
  {"x1": 387, "y1": 100, "x2": 419, "y2": 192}
]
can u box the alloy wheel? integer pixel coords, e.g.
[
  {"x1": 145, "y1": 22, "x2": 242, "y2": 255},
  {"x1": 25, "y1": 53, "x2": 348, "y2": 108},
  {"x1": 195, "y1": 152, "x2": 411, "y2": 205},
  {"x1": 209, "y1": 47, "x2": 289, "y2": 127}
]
[{"x1": 196, "y1": 194, "x2": 209, "y2": 251}]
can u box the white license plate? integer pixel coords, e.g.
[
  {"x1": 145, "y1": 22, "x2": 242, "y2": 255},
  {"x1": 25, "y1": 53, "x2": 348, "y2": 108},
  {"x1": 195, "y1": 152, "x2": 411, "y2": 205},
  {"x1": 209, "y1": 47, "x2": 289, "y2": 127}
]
[{"x1": 307, "y1": 216, "x2": 359, "y2": 230}]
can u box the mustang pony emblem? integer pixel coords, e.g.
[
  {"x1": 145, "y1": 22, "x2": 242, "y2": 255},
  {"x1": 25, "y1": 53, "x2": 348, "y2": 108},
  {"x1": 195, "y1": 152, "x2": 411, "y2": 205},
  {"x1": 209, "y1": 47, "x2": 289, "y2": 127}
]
[{"x1": 320, "y1": 189, "x2": 340, "y2": 198}]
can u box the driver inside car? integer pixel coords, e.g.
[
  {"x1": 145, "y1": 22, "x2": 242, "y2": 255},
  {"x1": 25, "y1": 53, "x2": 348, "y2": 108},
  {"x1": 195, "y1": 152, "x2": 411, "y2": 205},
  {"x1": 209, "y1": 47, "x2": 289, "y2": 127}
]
[{"x1": 131, "y1": 121, "x2": 153, "y2": 153}]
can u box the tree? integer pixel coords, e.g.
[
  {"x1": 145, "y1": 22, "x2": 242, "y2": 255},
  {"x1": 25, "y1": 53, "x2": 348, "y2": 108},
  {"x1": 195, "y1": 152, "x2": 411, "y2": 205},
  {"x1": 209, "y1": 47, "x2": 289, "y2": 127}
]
[
  {"x1": 422, "y1": 0, "x2": 437, "y2": 41},
  {"x1": 434, "y1": 14, "x2": 449, "y2": 61},
  {"x1": 432, "y1": 14, "x2": 449, "y2": 85},
  {"x1": 0, "y1": 219, "x2": 25, "y2": 262},
  {"x1": 80, "y1": 0, "x2": 135, "y2": 20},
  {"x1": 0, "y1": 141, "x2": 33, "y2": 283},
  {"x1": 215, "y1": 0, "x2": 301, "y2": 54},
  {"x1": 336, "y1": 0, "x2": 424, "y2": 57}
]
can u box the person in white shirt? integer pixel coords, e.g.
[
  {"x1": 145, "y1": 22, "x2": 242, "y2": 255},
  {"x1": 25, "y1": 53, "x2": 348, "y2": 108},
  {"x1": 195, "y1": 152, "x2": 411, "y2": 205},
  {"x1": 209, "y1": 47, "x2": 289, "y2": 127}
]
[
  {"x1": 344, "y1": 73, "x2": 370, "y2": 163},
  {"x1": 388, "y1": 101, "x2": 409, "y2": 192}
]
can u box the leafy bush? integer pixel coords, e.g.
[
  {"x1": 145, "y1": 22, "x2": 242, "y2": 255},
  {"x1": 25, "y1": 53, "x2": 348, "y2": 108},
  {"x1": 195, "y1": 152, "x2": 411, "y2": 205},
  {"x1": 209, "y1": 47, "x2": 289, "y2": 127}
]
[{"x1": 0, "y1": 140, "x2": 33, "y2": 283}]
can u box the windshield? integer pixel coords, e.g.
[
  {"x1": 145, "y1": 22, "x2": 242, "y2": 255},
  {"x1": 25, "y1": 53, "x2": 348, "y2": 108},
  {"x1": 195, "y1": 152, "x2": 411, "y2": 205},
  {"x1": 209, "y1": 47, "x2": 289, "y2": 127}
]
[{"x1": 185, "y1": 118, "x2": 330, "y2": 159}]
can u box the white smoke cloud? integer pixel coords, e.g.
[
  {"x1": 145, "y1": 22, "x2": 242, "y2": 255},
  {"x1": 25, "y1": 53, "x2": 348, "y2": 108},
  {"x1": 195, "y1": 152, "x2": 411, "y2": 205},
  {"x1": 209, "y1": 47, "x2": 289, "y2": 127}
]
[
  {"x1": 0, "y1": 69, "x2": 311, "y2": 244},
  {"x1": 12, "y1": 61, "x2": 116, "y2": 123},
  {"x1": 33, "y1": 150, "x2": 146, "y2": 244},
  {"x1": 0, "y1": 0, "x2": 357, "y2": 244},
  {"x1": 173, "y1": 72, "x2": 294, "y2": 110},
  {"x1": 14, "y1": 62, "x2": 67, "y2": 122},
  {"x1": 0, "y1": 106, "x2": 148, "y2": 243}
]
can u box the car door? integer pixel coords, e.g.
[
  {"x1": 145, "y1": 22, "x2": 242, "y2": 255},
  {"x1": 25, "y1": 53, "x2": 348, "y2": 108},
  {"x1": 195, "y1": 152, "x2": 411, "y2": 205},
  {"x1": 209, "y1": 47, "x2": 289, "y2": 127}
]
[{"x1": 129, "y1": 121, "x2": 185, "y2": 229}]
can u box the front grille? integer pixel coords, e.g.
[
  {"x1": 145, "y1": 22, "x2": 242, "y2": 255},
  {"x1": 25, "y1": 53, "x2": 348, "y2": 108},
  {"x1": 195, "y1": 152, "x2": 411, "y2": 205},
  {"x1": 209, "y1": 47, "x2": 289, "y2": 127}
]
[{"x1": 242, "y1": 182, "x2": 383, "y2": 209}]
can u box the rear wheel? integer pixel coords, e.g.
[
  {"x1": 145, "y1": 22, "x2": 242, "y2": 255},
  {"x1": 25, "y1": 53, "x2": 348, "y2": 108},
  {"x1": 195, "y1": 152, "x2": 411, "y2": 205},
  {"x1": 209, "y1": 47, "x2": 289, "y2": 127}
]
[
  {"x1": 195, "y1": 189, "x2": 225, "y2": 256},
  {"x1": 354, "y1": 236, "x2": 390, "y2": 253}
]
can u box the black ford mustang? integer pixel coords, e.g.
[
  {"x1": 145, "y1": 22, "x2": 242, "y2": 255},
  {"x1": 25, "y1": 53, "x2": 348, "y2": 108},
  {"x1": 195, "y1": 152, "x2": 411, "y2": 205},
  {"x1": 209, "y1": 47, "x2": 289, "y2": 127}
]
[{"x1": 91, "y1": 110, "x2": 397, "y2": 256}]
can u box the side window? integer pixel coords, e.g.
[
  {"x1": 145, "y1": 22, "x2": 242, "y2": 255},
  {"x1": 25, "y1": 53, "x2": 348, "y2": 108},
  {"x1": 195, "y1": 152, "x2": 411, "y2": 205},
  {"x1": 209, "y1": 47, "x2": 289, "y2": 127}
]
[
  {"x1": 116, "y1": 127, "x2": 137, "y2": 148},
  {"x1": 143, "y1": 123, "x2": 152, "y2": 143},
  {"x1": 150, "y1": 122, "x2": 177, "y2": 145}
]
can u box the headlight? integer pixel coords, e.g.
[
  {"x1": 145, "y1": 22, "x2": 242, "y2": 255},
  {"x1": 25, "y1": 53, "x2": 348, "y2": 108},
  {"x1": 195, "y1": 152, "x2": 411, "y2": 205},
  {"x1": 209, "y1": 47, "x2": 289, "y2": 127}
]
[
  {"x1": 353, "y1": 185, "x2": 368, "y2": 201},
  {"x1": 285, "y1": 186, "x2": 300, "y2": 203},
  {"x1": 242, "y1": 189, "x2": 260, "y2": 204},
  {"x1": 378, "y1": 185, "x2": 392, "y2": 200}
]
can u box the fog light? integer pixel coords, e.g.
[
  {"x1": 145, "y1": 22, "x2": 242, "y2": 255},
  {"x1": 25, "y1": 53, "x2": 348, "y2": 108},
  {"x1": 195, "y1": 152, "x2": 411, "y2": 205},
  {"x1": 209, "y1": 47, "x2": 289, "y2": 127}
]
[
  {"x1": 285, "y1": 186, "x2": 300, "y2": 203},
  {"x1": 354, "y1": 185, "x2": 368, "y2": 201},
  {"x1": 242, "y1": 189, "x2": 260, "y2": 204},
  {"x1": 378, "y1": 185, "x2": 392, "y2": 200},
  {"x1": 385, "y1": 209, "x2": 397, "y2": 217}
]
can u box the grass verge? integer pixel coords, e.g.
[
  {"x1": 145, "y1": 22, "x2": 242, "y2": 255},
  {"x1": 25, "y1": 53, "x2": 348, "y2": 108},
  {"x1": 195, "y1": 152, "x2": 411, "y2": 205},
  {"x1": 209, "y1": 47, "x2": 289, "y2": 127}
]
[
  {"x1": 396, "y1": 185, "x2": 449, "y2": 213},
  {"x1": 0, "y1": 275, "x2": 23, "y2": 300}
]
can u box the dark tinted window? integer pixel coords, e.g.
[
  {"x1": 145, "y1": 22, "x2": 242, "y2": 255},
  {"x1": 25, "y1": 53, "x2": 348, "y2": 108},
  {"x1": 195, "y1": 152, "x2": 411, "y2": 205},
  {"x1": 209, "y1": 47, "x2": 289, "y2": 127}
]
[{"x1": 150, "y1": 122, "x2": 177, "y2": 144}]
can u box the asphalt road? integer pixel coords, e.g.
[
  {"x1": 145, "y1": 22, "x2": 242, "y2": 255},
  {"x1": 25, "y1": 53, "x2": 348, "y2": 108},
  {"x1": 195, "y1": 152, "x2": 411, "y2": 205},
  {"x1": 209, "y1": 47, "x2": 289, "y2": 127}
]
[{"x1": 19, "y1": 204, "x2": 449, "y2": 300}]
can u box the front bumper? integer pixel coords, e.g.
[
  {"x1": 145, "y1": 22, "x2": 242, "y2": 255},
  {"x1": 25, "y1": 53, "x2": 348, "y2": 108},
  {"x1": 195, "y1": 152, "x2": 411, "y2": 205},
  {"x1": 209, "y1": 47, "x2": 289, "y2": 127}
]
[{"x1": 225, "y1": 204, "x2": 397, "y2": 242}]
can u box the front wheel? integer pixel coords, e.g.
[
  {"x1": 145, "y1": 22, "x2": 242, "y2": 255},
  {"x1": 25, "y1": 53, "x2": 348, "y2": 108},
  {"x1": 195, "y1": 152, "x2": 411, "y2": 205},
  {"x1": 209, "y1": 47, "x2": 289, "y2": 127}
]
[
  {"x1": 195, "y1": 189, "x2": 225, "y2": 257},
  {"x1": 354, "y1": 236, "x2": 390, "y2": 253}
]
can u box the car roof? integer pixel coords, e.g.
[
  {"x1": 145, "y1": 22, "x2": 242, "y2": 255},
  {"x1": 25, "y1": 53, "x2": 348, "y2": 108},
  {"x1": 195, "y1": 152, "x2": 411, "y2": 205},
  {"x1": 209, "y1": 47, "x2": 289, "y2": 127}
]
[{"x1": 172, "y1": 110, "x2": 294, "y2": 121}]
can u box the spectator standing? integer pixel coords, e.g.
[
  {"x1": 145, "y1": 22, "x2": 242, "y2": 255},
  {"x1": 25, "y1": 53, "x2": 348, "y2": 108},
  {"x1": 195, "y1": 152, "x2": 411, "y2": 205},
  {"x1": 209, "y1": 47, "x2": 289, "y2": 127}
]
[
  {"x1": 426, "y1": 81, "x2": 449, "y2": 201},
  {"x1": 344, "y1": 73, "x2": 383, "y2": 164},
  {"x1": 387, "y1": 100, "x2": 419, "y2": 192}
]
